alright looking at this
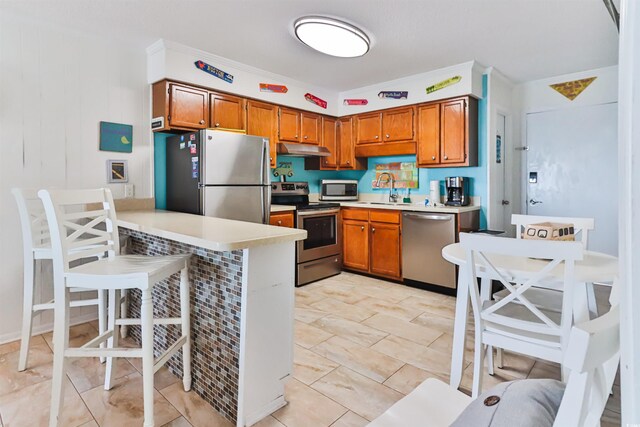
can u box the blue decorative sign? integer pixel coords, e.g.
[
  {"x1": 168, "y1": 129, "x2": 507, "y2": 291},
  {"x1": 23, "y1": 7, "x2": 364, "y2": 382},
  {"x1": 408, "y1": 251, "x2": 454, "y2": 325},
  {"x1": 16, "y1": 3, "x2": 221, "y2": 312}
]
[
  {"x1": 378, "y1": 91, "x2": 408, "y2": 99},
  {"x1": 195, "y1": 60, "x2": 234, "y2": 83},
  {"x1": 99, "y1": 122, "x2": 132, "y2": 153}
]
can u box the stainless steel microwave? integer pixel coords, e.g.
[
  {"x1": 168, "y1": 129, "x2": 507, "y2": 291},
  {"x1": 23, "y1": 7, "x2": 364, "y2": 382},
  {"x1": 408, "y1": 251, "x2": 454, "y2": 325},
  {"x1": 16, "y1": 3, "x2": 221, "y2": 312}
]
[{"x1": 319, "y1": 179, "x2": 359, "y2": 201}]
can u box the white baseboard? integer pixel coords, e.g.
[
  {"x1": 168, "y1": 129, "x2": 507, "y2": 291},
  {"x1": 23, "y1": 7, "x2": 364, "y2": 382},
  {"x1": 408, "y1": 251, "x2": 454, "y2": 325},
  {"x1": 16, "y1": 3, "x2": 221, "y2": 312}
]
[{"x1": 0, "y1": 313, "x2": 99, "y2": 346}]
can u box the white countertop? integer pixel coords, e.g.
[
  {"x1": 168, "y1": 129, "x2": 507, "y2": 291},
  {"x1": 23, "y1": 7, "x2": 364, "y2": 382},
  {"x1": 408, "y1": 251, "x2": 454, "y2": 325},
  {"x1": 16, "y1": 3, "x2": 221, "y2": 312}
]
[
  {"x1": 271, "y1": 205, "x2": 296, "y2": 213},
  {"x1": 339, "y1": 201, "x2": 481, "y2": 214},
  {"x1": 117, "y1": 210, "x2": 306, "y2": 252}
]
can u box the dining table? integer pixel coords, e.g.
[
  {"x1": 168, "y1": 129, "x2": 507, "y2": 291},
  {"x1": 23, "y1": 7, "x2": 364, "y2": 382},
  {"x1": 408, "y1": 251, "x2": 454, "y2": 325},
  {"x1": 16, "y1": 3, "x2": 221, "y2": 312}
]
[{"x1": 442, "y1": 241, "x2": 619, "y2": 389}]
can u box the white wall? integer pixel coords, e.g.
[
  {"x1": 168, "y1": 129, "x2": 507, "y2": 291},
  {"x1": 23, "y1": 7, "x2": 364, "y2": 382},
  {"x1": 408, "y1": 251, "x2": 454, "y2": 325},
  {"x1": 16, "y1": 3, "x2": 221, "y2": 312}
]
[{"x1": 0, "y1": 11, "x2": 151, "y2": 343}]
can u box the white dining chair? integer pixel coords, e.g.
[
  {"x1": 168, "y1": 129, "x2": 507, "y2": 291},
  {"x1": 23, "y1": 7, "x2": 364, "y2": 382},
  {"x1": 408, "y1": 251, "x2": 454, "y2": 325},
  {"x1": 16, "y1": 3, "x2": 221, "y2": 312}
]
[
  {"x1": 11, "y1": 188, "x2": 107, "y2": 370},
  {"x1": 460, "y1": 232, "x2": 583, "y2": 397},
  {"x1": 367, "y1": 304, "x2": 620, "y2": 427},
  {"x1": 39, "y1": 188, "x2": 192, "y2": 427}
]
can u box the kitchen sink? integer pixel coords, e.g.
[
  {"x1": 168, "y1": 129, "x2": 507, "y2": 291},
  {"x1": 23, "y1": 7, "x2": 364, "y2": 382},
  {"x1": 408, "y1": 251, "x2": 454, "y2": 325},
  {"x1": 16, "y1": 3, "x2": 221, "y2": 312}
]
[{"x1": 354, "y1": 201, "x2": 411, "y2": 206}]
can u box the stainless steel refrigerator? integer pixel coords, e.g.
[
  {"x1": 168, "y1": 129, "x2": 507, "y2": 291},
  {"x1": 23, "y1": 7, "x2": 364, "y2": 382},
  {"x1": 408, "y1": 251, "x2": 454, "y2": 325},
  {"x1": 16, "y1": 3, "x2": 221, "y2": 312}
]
[{"x1": 166, "y1": 129, "x2": 271, "y2": 224}]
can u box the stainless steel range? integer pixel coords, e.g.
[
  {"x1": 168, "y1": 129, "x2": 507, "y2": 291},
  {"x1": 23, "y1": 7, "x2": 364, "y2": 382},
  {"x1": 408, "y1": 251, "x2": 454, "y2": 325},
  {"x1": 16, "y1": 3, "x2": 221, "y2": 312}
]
[{"x1": 271, "y1": 181, "x2": 342, "y2": 286}]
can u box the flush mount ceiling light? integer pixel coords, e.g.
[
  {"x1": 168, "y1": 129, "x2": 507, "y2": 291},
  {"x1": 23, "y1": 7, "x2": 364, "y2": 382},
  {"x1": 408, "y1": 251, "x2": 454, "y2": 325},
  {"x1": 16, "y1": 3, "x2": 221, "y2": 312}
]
[{"x1": 293, "y1": 16, "x2": 370, "y2": 58}]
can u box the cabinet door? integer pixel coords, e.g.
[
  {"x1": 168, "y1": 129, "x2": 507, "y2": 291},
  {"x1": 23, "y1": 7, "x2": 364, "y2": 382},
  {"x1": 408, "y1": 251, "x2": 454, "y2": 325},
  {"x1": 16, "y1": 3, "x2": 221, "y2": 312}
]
[
  {"x1": 382, "y1": 106, "x2": 415, "y2": 142},
  {"x1": 441, "y1": 98, "x2": 467, "y2": 164},
  {"x1": 338, "y1": 116, "x2": 354, "y2": 168},
  {"x1": 247, "y1": 100, "x2": 278, "y2": 168},
  {"x1": 279, "y1": 108, "x2": 300, "y2": 142},
  {"x1": 343, "y1": 220, "x2": 369, "y2": 271},
  {"x1": 370, "y1": 222, "x2": 401, "y2": 278},
  {"x1": 269, "y1": 212, "x2": 294, "y2": 228},
  {"x1": 210, "y1": 92, "x2": 246, "y2": 131},
  {"x1": 301, "y1": 112, "x2": 320, "y2": 145},
  {"x1": 416, "y1": 103, "x2": 441, "y2": 166},
  {"x1": 169, "y1": 84, "x2": 209, "y2": 129},
  {"x1": 321, "y1": 117, "x2": 338, "y2": 168},
  {"x1": 356, "y1": 112, "x2": 382, "y2": 144}
]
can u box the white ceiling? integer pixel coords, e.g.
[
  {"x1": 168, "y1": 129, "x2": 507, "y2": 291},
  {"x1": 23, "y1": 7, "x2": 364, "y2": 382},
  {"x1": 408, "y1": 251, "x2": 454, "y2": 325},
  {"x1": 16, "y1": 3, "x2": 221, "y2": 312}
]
[{"x1": 1, "y1": 0, "x2": 619, "y2": 91}]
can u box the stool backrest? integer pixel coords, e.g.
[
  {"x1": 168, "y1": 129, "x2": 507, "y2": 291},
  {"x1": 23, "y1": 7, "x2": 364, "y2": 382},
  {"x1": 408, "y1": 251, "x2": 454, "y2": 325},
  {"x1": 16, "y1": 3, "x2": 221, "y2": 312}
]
[
  {"x1": 512, "y1": 214, "x2": 594, "y2": 249},
  {"x1": 12, "y1": 188, "x2": 51, "y2": 253},
  {"x1": 38, "y1": 188, "x2": 120, "y2": 273}
]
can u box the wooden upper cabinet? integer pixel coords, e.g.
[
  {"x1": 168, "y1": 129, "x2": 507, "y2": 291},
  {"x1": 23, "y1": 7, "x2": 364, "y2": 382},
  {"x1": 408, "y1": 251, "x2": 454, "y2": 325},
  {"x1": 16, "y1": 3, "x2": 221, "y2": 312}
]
[
  {"x1": 246, "y1": 100, "x2": 278, "y2": 168},
  {"x1": 321, "y1": 117, "x2": 338, "y2": 168},
  {"x1": 300, "y1": 112, "x2": 320, "y2": 144},
  {"x1": 209, "y1": 92, "x2": 246, "y2": 131},
  {"x1": 416, "y1": 103, "x2": 441, "y2": 166},
  {"x1": 356, "y1": 112, "x2": 382, "y2": 144},
  {"x1": 370, "y1": 222, "x2": 401, "y2": 279},
  {"x1": 441, "y1": 98, "x2": 467, "y2": 164},
  {"x1": 169, "y1": 84, "x2": 208, "y2": 129},
  {"x1": 382, "y1": 106, "x2": 415, "y2": 142},
  {"x1": 279, "y1": 108, "x2": 300, "y2": 142},
  {"x1": 338, "y1": 117, "x2": 355, "y2": 168}
]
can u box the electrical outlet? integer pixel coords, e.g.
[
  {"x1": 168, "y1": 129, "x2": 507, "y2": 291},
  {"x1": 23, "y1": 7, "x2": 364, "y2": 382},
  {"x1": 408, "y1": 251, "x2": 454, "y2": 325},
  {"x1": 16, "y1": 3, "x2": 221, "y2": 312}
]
[{"x1": 124, "y1": 184, "x2": 134, "y2": 198}]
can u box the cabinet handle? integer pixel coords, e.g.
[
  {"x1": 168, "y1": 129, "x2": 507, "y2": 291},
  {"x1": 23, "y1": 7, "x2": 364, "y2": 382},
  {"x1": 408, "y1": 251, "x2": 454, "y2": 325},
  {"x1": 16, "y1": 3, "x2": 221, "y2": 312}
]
[
  {"x1": 346, "y1": 160, "x2": 350, "y2": 164},
  {"x1": 270, "y1": 157, "x2": 273, "y2": 161},
  {"x1": 432, "y1": 156, "x2": 436, "y2": 160},
  {"x1": 199, "y1": 120, "x2": 205, "y2": 125},
  {"x1": 304, "y1": 135, "x2": 308, "y2": 139},
  {"x1": 295, "y1": 134, "x2": 298, "y2": 138},
  {"x1": 385, "y1": 134, "x2": 390, "y2": 139},
  {"x1": 372, "y1": 227, "x2": 376, "y2": 233},
  {"x1": 361, "y1": 226, "x2": 365, "y2": 231},
  {"x1": 375, "y1": 135, "x2": 379, "y2": 139},
  {"x1": 215, "y1": 122, "x2": 220, "y2": 127},
  {"x1": 277, "y1": 220, "x2": 282, "y2": 225},
  {"x1": 444, "y1": 155, "x2": 448, "y2": 160}
]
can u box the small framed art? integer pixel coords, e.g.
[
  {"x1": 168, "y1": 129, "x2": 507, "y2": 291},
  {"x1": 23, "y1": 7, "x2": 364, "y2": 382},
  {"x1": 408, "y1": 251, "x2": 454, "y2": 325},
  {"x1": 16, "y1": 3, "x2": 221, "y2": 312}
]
[{"x1": 107, "y1": 160, "x2": 128, "y2": 183}]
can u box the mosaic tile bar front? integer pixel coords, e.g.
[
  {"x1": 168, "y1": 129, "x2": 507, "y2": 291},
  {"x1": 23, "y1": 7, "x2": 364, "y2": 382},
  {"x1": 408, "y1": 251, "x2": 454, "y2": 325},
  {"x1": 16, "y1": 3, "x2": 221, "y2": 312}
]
[{"x1": 120, "y1": 228, "x2": 243, "y2": 423}]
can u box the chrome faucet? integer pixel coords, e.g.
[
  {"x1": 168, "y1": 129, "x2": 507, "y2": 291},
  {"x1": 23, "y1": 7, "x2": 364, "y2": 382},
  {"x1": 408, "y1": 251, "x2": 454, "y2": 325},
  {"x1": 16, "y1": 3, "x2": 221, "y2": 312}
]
[{"x1": 376, "y1": 172, "x2": 398, "y2": 203}]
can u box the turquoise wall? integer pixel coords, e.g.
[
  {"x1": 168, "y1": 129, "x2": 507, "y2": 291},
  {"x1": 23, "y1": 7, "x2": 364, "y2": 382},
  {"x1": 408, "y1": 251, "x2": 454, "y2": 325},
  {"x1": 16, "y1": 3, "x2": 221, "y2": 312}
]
[{"x1": 153, "y1": 75, "x2": 488, "y2": 227}]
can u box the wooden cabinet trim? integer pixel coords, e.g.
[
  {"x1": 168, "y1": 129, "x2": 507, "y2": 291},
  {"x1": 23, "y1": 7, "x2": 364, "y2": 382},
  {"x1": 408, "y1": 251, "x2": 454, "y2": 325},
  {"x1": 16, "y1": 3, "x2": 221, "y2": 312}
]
[
  {"x1": 342, "y1": 208, "x2": 370, "y2": 221},
  {"x1": 369, "y1": 210, "x2": 401, "y2": 224}
]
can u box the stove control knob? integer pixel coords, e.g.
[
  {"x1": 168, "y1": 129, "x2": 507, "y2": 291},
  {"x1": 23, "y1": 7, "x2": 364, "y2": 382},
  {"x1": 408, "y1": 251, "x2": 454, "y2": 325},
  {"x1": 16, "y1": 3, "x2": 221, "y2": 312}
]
[{"x1": 272, "y1": 184, "x2": 277, "y2": 190}]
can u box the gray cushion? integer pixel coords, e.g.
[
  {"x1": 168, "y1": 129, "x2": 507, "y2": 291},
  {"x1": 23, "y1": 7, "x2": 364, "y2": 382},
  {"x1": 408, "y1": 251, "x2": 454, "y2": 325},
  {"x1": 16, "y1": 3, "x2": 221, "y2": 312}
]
[{"x1": 450, "y1": 379, "x2": 565, "y2": 427}]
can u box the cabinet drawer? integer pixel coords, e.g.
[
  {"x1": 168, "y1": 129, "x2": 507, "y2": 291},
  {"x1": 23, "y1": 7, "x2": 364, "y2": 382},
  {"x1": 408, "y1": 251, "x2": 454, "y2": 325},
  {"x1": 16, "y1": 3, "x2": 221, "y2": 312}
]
[
  {"x1": 341, "y1": 208, "x2": 369, "y2": 221},
  {"x1": 269, "y1": 212, "x2": 294, "y2": 228},
  {"x1": 370, "y1": 210, "x2": 400, "y2": 224}
]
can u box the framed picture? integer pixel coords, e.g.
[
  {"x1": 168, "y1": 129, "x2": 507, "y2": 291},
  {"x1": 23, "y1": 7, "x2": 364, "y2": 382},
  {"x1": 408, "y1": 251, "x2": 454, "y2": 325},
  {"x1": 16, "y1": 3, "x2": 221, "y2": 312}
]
[
  {"x1": 107, "y1": 160, "x2": 128, "y2": 183},
  {"x1": 100, "y1": 121, "x2": 133, "y2": 153}
]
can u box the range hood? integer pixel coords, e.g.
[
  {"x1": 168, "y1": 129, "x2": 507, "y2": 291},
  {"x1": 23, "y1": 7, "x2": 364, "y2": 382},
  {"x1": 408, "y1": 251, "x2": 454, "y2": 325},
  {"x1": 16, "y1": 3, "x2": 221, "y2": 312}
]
[{"x1": 277, "y1": 143, "x2": 331, "y2": 157}]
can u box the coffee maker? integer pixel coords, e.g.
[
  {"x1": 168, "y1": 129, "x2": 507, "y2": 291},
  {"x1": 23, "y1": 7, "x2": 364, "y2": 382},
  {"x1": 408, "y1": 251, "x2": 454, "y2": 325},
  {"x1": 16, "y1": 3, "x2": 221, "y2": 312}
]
[{"x1": 445, "y1": 177, "x2": 470, "y2": 206}]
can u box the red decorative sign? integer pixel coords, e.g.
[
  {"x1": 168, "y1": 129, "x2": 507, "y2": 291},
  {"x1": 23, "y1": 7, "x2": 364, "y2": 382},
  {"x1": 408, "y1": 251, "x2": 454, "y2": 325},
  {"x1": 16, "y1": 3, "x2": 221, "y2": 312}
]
[
  {"x1": 260, "y1": 83, "x2": 288, "y2": 93},
  {"x1": 304, "y1": 93, "x2": 327, "y2": 109},
  {"x1": 343, "y1": 99, "x2": 368, "y2": 106}
]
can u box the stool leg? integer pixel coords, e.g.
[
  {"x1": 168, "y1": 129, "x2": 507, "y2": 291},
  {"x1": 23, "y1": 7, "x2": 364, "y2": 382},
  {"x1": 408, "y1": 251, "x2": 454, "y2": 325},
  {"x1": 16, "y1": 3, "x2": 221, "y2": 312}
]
[
  {"x1": 141, "y1": 289, "x2": 155, "y2": 427},
  {"x1": 120, "y1": 289, "x2": 129, "y2": 338},
  {"x1": 586, "y1": 282, "x2": 599, "y2": 319},
  {"x1": 486, "y1": 345, "x2": 494, "y2": 376},
  {"x1": 98, "y1": 290, "x2": 107, "y2": 364},
  {"x1": 180, "y1": 266, "x2": 192, "y2": 391},
  {"x1": 105, "y1": 289, "x2": 121, "y2": 390},
  {"x1": 49, "y1": 286, "x2": 70, "y2": 427},
  {"x1": 496, "y1": 347, "x2": 504, "y2": 369},
  {"x1": 18, "y1": 257, "x2": 36, "y2": 371}
]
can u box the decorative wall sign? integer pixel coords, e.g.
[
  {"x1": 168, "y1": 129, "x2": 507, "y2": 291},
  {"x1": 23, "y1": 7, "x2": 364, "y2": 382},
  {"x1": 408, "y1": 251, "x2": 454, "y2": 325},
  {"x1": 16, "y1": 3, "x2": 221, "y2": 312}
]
[
  {"x1": 378, "y1": 91, "x2": 408, "y2": 99},
  {"x1": 426, "y1": 75, "x2": 462, "y2": 94},
  {"x1": 260, "y1": 83, "x2": 288, "y2": 93},
  {"x1": 194, "y1": 60, "x2": 234, "y2": 83},
  {"x1": 496, "y1": 134, "x2": 502, "y2": 164},
  {"x1": 107, "y1": 160, "x2": 128, "y2": 183},
  {"x1": 343, "y1": 99, "x2": 368, "y2": 106},
  {"x1": 304, "y1": 93, "x2": 328, "y2": 109},
  {"x1": 100, "y1": 121, "x2": 133, "y2": 153},
  {"x1": 549, "y1": 77, "x2": 597, "y2": 101},
  {"x1": 273, "y1": 161, "x2": 294, "y2": 177},
  {"x1": 372, "y1": 162, "x2": 418, "y2": 189}
]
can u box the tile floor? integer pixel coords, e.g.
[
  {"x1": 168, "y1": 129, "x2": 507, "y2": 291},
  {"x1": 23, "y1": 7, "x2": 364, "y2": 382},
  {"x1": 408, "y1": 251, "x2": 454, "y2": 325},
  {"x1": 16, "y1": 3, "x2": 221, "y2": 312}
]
[{"x1": 0, "y1": 272, "x2": 621, "y2": 426}]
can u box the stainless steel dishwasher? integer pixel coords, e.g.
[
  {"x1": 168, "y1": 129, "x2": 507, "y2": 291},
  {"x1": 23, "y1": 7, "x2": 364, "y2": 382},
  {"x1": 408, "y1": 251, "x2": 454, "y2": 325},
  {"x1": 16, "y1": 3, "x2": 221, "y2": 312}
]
[{"x1": 402, "y1": 212, "x2": 457, "y2": 289}]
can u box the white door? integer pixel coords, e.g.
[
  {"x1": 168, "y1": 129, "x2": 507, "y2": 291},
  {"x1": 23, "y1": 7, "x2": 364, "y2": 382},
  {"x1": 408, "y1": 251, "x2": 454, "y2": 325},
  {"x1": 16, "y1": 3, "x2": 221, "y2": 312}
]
[
  {"x1": 494, "y1": 113, "x2": 516, "y2": 236},
  {"x1": 525, "y1": 102, "x2": 618, "y2": 255}
]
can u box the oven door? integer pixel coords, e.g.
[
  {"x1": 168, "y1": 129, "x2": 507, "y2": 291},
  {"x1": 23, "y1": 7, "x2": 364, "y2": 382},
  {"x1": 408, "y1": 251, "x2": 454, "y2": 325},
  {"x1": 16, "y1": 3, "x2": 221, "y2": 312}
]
[{"x1": 296, "y1": 208, "x2": 341, "y2": 263}]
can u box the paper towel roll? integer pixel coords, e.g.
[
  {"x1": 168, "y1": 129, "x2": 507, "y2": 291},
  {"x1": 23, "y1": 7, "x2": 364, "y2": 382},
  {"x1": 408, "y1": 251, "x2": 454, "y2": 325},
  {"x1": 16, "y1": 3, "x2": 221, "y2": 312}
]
[{"x1": 429, "y1": 180, "x2": 440, "y2": 205}]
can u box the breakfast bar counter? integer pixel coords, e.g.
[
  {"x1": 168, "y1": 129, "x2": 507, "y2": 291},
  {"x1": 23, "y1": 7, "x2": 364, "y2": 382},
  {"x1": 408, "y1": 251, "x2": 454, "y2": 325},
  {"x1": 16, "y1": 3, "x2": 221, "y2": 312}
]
[{"x1": 116, "y1": 210, "x2": 306, "y2": 427}]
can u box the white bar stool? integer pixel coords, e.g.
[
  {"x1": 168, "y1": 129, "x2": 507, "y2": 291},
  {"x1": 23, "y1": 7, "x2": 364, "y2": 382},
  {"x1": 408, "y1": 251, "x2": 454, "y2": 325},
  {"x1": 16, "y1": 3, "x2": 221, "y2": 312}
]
[
  {"x1": 39, "y1": 188, "x2": 192, "y2": 427},
  {"x1": 11, "y1": 188, "x2": 107, "y2": 371}
]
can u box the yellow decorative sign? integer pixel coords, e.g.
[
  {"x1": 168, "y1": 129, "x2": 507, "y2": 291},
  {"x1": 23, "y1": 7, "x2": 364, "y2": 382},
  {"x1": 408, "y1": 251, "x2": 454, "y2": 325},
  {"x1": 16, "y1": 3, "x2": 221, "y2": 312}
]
[
  {"x1": 426, "y1": 76, "x2": 462, "y2": 94},
  {"x1": 549, "y1": 77, "x2": 597, "y2": 101}
]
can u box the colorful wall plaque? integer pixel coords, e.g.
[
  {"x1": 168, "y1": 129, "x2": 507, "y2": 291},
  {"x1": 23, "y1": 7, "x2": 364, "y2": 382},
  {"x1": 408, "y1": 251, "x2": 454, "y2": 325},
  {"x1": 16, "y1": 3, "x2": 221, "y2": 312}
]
[
  {"x1": 304, "y1": 93, "x2": 328, "y2": 109},
  {"x1": 549, "y1": 77, "x2": 597, "y2": 101},
  {"x1": 378, "y1": 91, "x2": 408, "y2": 99},
  {"x1": 194, "y1": 60, "x2": 234, "y2": 84},
  {"x1": 260, "y1": 83, "x2": 288, "y2": 93},
  {"x1": 371, "y1": 162, "x2": 418, "y2": 189},
  {"x1": 99, "y1": 121, "x2": 133, "y2": 153},
  {"x1": 343, "y1": 99, "x2": 368, "y2": 106},
  {"x1": 426, "y1": 75, "x2": 462, "y2": 94}
]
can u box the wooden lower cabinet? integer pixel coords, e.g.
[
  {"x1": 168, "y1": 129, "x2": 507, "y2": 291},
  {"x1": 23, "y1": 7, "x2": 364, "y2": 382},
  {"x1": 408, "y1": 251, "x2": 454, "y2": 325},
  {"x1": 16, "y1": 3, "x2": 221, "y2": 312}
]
[
  {"x1": 269, "y1": 211, "x2": 294, "y2": 228},
  {"x1": 341, "y1": 208, "x2": 401, "y2": 280}
]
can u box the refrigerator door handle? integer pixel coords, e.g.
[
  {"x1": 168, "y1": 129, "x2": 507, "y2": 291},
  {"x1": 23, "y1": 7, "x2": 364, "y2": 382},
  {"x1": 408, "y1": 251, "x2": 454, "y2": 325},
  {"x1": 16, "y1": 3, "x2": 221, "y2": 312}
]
[
  {"x1": 261, "y1": 185, "x2": 271, "y2": 224},
  {"x1": 261, "y1": 138, "x2": 269, "y2": 184}
]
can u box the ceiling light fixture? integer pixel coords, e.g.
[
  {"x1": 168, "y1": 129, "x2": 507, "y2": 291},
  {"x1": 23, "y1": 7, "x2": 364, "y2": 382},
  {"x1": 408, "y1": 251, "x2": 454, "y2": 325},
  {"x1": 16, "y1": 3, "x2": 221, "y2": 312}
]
[{"x1": 293, "y1": 16, "x2": 370, "y2": 58}]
